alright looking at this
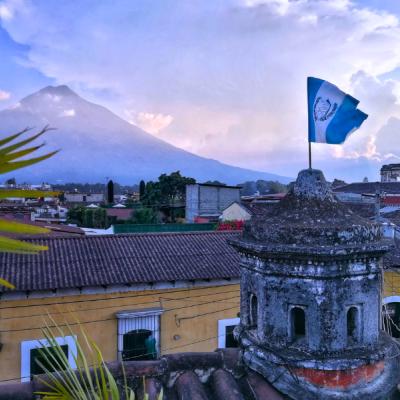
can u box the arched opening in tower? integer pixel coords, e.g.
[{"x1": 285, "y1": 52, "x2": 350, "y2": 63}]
[
  {"x1": 291, "y1": 307, "x2": 306, "y2": 339},
  {"x1": 347, "y1": 306, "x2": 360, "y2": 343},
  {"x1": 250, "y1": 294, "x2": 258, "y2": 328}
]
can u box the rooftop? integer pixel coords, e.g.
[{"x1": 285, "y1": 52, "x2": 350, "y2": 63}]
[
  {"x1": 0, "y1": 349, "x2": 286, "y2": 399},
  {"x1": 333, "y1": 182, "x2": 400, "y2": 194},
  {"x1": 241, "y1": 169, "x2": 383, "y2": 247},
  {"x1": 381, "y1": 164, "x2": 400, "y2": 171},
  {"x1": 0, "y1": 231, "x2": 240, "y2": 292}
]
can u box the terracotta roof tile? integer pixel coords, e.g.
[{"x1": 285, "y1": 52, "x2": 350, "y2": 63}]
[
  {"x1": 0, "y1": 231, "x2": 240, "y2": 292},
  {"x1": 0, "y1": 349, "x2": 286, "y2": 400}
]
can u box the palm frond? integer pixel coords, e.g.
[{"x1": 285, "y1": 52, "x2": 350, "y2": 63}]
[
  {"x1": 0, "y1": 278, "x2": 15, "y2": 289},
  {"x1": 35, "y1": 321, "x2": 139, "y2": 400},
  {"x1": 0, "y1": 150, "x2": 59, "y2": 174},
  {"x1": 0, "y1": 219, "x2": 50, "y2": 235},
  {"x1": 0, "y1": 126, "x2": 50, "y2": 156},
  {"x1": 0, "y1": 189, "x2": 60, "y2": 199},
  {"x1": 0, "y1": 128, "x2": 58, "y2": 288},
  {"x1": 0, "y1": 236, "x2": 48, "y2": 254}
]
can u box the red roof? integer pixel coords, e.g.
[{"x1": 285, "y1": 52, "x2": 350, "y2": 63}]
[{"x1": 383, "y1": 196, "x2": 400, "y2": 205}]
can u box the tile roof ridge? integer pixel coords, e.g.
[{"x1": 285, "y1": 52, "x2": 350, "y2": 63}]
[{"x1": 17, "y1": 229, "x2": 241, "y2": 242}]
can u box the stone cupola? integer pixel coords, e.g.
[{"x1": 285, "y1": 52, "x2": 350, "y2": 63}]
[{"x1": 230, "y1": 169, "x2": 400, "y2": 400}]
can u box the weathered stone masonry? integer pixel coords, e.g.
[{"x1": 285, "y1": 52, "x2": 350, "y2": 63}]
[{"x1": 230, "y1": 169, "x2": 400, "y2": 400}]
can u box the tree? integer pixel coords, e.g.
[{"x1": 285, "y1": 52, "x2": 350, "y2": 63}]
[
  {"x1": 142, "y1": 171, "x2": 195, "y2": 207},
  {"x1": 68, "y1": 207, "x2": 108, "y2": 228},
  {"x1": 139, "y1": 180, "x2": 146, "y2": 200},
  {"x1": 332, "y1": 178, "x2": 347, "y2": 188},
  {"x1": 67, "y1": 206, "x2": 86, "y2": 225},
  {"x1": 0, "y1": 127, "x2": 58, "y2": 288},
  {"x1": 240, "y1": 180, "x2": 288, "y2": 196},
  {"x1": 5, "y1": 177, "x2": 16, "y2": 186},
  {"x1": 140, "y1": 171, "x2": 195, "y2": 222},
  {"x1": 267, "y1": 181, "x2": 288, "y2": 194},
  {"x1": 203, "y1": 180, "x2": 226, "y2": 186},
  {"x1": 107, "y1": 179, "x2": 114, "y2": 204},
  {"x1": 240, "y1": 181, "x2": 258, "y2": 196},
  {"x1": 131, "y1": 207, "x2": 158, "y2": 224}
]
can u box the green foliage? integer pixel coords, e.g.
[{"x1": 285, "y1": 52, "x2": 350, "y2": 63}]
[
  {"x1": 141, "y1": 171, "x2": 195, "y2": 207},
  {"x1": 34, "y1": 321, "x2": 138, "y2": 400},
  {"x1": 130, "y1": 208, "x2": 158, "y2": 224},
  {"x1": 107, "y1": 180, "x2": 114, "y2": 204},
  {"x1": 92, "y1": 208, "x2": 108, "y2": 228},
  {"x1": 67, "y1": 206, "x2": 86, "y2": 226},
  {"x1": 331, "y1": 178, "x2": 347, "y2": 188},
  {"x1": 5, "y1": 177, "x2": 16, "y2": 185},
  {"x1": 139, "y1": 180, "x2": 146, "y2": 200},
  {"x1": 68, "y1": 207, "x2": 108, "y2": 228},
  {"x1": 240, "y1": 179, "x2": 288, "y2": 196},
  {"x1": 0, "y1": 128, "x2": 58, "y2": 288},
  {"x1": 203, "y1": 180, "x2": 226, "y2": 186},
  {"x1": 53, "y1": 182, "x2": 139, "y2": 195}
]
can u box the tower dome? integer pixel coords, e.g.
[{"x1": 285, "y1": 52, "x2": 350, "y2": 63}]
[{"x1": 230, "y1": 169, "x2": 400, "y2": 400}]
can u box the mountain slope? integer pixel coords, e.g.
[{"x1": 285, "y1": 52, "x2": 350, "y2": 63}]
[{"x1": 0, "y1": 86, "x2": 290, "y2": 184}]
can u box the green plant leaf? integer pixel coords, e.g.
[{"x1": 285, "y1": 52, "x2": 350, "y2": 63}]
[
  {"x1": 0, "y1": 278, "x2": 15, "y2": 289},
  {"x1": 0, "y1": 219, "x2": 50, "y2": 234},
  {"x1": 0, "y1": 127, "x2": 48, "y2": 156},
  {"x1": 0, "y1": 236, "x2": 48, "y2": 254},
  {"x1": 0, "y1": 150, "x2": 59, "y2": 174},
  {"x1": 0, "y1": 128, "x2": 29, "y2": 148},
  {"x1": 2, "y1": 143, "x2": 46, "y2": 162},
  {"x1": 0, "y1": 189, "x2": 60, "y2": 198}
]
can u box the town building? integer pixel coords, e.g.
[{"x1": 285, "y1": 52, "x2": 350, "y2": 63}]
[
  {"x1": 64, "y1": 192, "x2": 104, "y2": 204},
  {"x1": 219, "y1": 201, "x2": 275, "y2": 223},
  {"x1": 381, "y1": 164, "x2": 400, "y2": 182},
  {"x1": 105, "y1": 204, "x2": 133, "y2": 222},
  {"x1": 0, "y1": 231, "x2": 240, "y2": 384},
  {"x1": 185, "y1": 183, "x2": 241, "y2": 222},
  {"x1": 219, "y1": 201, "x2": 252, "y2": 222},
  {"x1": 4, "y1": 169, "x2": 400, "y2": 399}
]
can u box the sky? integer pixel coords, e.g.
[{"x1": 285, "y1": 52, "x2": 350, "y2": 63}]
[{"x1": 1, "y1": 0, "x2": 400, "y2": 182}]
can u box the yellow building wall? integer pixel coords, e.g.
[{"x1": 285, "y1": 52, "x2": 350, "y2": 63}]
[
  {"x1": 383, "y1": 270, "x2": 400, "y2": 298},
  {"x1": 0, "y1": 284, "x2": 240, "y2": 383}
]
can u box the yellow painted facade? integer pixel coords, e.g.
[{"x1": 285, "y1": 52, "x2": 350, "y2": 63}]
[
  {"x1": 0, "y1": 284, "x2": 240, "y2": 383},
  {"x1": 384, "y1": 270, "x2": 400, "y2": 299}
]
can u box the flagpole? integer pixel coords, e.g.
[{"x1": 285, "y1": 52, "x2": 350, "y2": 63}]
[{"x1": 308, "y1": 141, "x2": 312, "y2": 169}]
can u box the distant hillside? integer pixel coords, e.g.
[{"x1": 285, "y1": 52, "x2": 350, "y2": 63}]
[{"x1": 0, "y1": 85, "x2": 291, "y2": 185}]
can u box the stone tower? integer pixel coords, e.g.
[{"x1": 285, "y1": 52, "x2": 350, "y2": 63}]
[{"x1": 230, "y1": 169, "x2": 400, "y2": 400}]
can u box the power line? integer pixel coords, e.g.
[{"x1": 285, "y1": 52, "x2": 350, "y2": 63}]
[
  {"x1": 0, "y1": 288, "x2": 240, "y2": 320},
  {"x1": 0, "y1": 299, "x2": 239, "y2": 334},
  {"x1": 0, "y1": 285, "x2": 239, "y2": 311},
  {"x1": 0, "y1": 293, "x2": 240, "y2": 325}
]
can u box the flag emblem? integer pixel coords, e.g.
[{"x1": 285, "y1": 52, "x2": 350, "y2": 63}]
[
  {"x1": 313, "y1": 97, "x2": 337, "y2": 122},
  {"x1": 308, "y1": 77, "x2": 368, "y2": 144}
]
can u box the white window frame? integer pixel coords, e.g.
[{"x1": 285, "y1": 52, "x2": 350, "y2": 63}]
[
  {"x1": 21, "y1": 335, "x2": 77, "y2": 382},
  {"x1": 218, "y1": 317, "x2": 240, "y2": 348},
  {"x1": 116, "y1": 308, "x2": 163, "y2": 361},
  {"x1": 383, "y1": 296, "x2": 400, "y2": 304}
]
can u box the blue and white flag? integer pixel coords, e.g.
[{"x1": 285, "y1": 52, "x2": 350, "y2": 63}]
[{"x1": 307, "y1": 77, "x2": 368, "y2": 144}]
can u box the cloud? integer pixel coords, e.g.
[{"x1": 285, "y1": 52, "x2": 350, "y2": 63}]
[
  {"x1": 0, "y1": 0, "x2": 27, "y2": 21},
  {"x1": 3, "y1": 1, "x2": 400, "y2": 180},
  {"x1": 0, "y1": 90, "x2": 10, "y2": 101},
  {"x1": 126, "y1": 111, "x2": 173, "y2": 135},
  {"x1": 59, "y1": 109, "x2": 75, "y2": 117},
  {"x1": 0, "y1": 3, "x2": 12, "y2": 20}
]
